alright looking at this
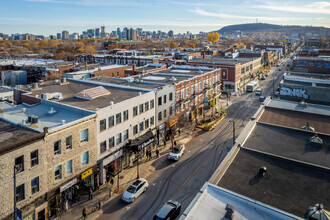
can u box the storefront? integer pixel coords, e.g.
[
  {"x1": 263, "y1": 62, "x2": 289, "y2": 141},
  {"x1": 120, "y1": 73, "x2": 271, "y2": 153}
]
[
  {"x1": 99, "y1": 149, "x2": 123, "y2": 185},
  {"x1": 165, "y1": 117, "x2": 178, "y2": 141}
]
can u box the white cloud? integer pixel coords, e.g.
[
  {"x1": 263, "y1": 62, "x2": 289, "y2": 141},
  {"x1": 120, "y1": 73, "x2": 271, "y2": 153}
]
[
  {"x1": 255, "y1": 1, "x2": 330, "y2": 14},
  {"x1": 25, "y1": 0, "x2": 147, "y2": 7}
]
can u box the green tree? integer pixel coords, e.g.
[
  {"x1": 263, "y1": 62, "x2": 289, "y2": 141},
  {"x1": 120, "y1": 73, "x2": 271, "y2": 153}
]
[{"x1": 169, "y1": 41, "x2": 178, "y2": 48}]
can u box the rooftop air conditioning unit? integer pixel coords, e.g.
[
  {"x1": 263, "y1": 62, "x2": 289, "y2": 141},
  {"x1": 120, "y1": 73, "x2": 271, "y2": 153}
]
[
  {"x1": 41, "y1": 93, "x2": 52, "y2": 100},
  {"x1": 32, "y1": 83, "x2": 39, "y2": 89},
  {"x1": 61, "y1": 77, "x2": 67, "y2": 83}
]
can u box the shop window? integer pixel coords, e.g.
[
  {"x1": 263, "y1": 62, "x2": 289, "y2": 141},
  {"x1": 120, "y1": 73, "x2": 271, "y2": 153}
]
[
  {"x1": 139, "y1": 122, "x2": 144, "y2": 132},
  {"x1": 54, "y1": 140, "x2": 61, "y2": 155},
  {"x1": 163, "y1": 95, "x2": 167, "y2": 104},
  {"x1": 139, "y1": 104, "x2": 144, "y2": 114},
  {"x1": 169, "y1": 92, "x2": 173, "y2": 101},
  {"x1": 109, "y1": 136, "x2": 115, "y2": 148},
  {"x1": 133, "y1": 125, "x2": 138, "y2": 135},
  {"x1": 124, "y1": 129, "x2": 129, "y2": 141},
  {"x1": 116, "y1": 133, "x2": 122, "y2": 145},
  {"x1": 66, "y1": 160, "x2": 73, "y2": 174},
  {"x1": 100, "y1": 141, "x2": 107, "y2": 154},
  {"x1": 133, "y1": 106, "x2": 138, "y2": 116},
  {"x1": 108, "y1": 115, "x2": 114, "y2": 128},
  {"x1": 55, "y1": 165, "x2": 62, "y2": 180},
  {"x1": 145, "y1": 119, "x2": 149, "y2": 129},
  {"x1": 100, "y1": 119, "x2": 106, "y2": 132},
  {"x1": 15, "y1": 155, "x2": 24, "y2": 173},
  {"x1": 164, "y1": 109, "x2": 167, "y2": 118},
  {"x1": 123, "y1": 110, "x2": 129, "y2": 121},
  {"x1": 80, "y1": 129, "x2": 88, "y2": 143},
  {"x1": 66, "y1": 136, "x2": 72, "y2": 150},
  {"x1": 158, "y1": 97, "x2": 162, "y2": 106},
  {"x1": 16, "y1": 184, "x2": 25, "y2": 202},
  {"x1": 150, "y1": 116, "x2": 154, "y2": 125},
  {"x1": 116, "y1": 113, "x2": 122, "y2": 124},
  {"x1": 145, "y1": 102, "x2": 149, "y2": 111},
  {"x1": 158, "y1": 112, "x2": 162, "y2": 121},
  {"x1": 150, "y1": 100, "x2": 154, "y2": 109},
  {"x1": 31, "y1": 177, "x2": 39, "y2": 194},
  {"x1": 81, "y1": 152, "x2": 89, "y2": 166},
  {"x1": 30, "y1": 150, "x2": 38, "y2": 167}
]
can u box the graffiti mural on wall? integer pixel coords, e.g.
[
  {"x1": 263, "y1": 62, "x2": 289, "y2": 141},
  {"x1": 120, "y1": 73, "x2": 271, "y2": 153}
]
[{"x1": 280, "y1": 87, "x2": 309, "y2": 99}]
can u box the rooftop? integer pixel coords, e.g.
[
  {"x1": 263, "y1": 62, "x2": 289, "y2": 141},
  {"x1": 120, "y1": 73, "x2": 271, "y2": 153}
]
[
  {"x1": 24, "y1": 79, "x2": 151, "y2": 111},
  {"x1": 191, "y1": 56, "x2": 258, "y2": 65},
  {"x1": 218, "y1": 148, "x2": 330, "y2": 217},
  {"x1": 0, "y1": 100, "x2": 95, "y2": 132}
]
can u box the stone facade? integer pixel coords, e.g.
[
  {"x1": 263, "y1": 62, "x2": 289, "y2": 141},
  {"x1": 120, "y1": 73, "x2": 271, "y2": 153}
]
[{"x1": 0, "y1": 138, "x2": 47, "y2": 220}]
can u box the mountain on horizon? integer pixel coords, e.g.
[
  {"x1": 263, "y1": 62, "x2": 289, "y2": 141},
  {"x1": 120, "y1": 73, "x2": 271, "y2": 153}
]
[{"x1": 216, "y1": 23, "x2": 329, "y2": 34}]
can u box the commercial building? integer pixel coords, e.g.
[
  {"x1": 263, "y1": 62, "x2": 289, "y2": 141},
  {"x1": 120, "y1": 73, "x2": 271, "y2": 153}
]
[
  {"x1": 292, "y1": 57, "x2": 330, "y2": 74},
  {"x1": 62, "y1": 30, "x2": 69, "y2": 40}
]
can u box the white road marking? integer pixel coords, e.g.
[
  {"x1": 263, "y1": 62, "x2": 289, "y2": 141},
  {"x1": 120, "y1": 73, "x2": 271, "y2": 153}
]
[
  {"x1": 152, "y1": 183, "x2": 156, "y2": 186},
  {"x1": 126, "y1": 206, "x2": 130, "y2": 210},
  {"x1": 172, "y1": 164, "x2": 176, "y2": 167}
]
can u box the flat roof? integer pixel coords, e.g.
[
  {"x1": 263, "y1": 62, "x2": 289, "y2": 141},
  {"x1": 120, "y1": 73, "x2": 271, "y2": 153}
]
[
  {"x1": 25, "y1": 80, "x2": 150, "y2": 111},
  {"x1": 0, "y1": 119, "x2": 41, "y2": 155},
  {"x1": 218, "y1": 149, "x2": 330, "y2": 217},
  {"x1": 0, "y1": 101, "x2": 95, "y2": 132},
  {"x1": 191, "y1": 56, "x2": 257, "y2": 65},
  {"x1": 244, "y1": 123, "x2": 330, "y2": 168}
]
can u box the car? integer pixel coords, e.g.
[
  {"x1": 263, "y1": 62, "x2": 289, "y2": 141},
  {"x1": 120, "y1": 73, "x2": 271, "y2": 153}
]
[
  {"x1": 259, "y1": 96, "x2": 265, "y2": 102},
  {"x1": 122, "y1": 178, "x2": 148, "y2": 203},
  {"x1": 255, "y1": 89, "x2": 262, "y2": 96},
  {"x1": 154, "y1": 200, "x2": 181, "y2": 220},
  {"x1": 168, "y1": 145, "x2": 185, "y2": 161},
  {"x1": 261, "y1": 76, "x2": 266, "y2": 80},
  {"x1": 279, "y1": 68, "x2": 282, "y2": 71}
]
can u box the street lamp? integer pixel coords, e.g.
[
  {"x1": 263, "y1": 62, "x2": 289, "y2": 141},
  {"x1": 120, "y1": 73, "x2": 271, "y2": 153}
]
[
  {"x1": 136, "y1": 153, "x2": 140, "y2": 179},
  {"x1": 228, "y1": 120, "x2": 236, "y2": 146}
]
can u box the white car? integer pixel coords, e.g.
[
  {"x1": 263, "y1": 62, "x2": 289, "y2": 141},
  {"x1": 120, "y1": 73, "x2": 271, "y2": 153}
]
[
  {"x1": 168, "y1": 145, "x2": 185, "y2": 161},
  {"x1": 122, "y1": 178, "x2": 148, "y2": 203}
]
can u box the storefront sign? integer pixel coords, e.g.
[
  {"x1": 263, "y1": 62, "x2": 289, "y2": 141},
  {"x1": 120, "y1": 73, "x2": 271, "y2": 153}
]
[
  {"x1": 159, "y1": 124, "x2": 165, "y2": 130},
  {"x1": 166, "y1": 117, "x2": 178, "y2": 127},
  {"x1": 81, "y1": 168, "x2": 93, "y2": 180},
  {"x1": 138, "y1": 138, "x2": 154, "y2": 150},
  {"x1": 60, "y1": 178, "x2": 77, "y2": 192}
]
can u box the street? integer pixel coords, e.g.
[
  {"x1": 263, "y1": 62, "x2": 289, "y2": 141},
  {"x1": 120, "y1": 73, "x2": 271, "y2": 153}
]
[{"x1": 98, "y1": 59, "x2": 289, "y2": 220}]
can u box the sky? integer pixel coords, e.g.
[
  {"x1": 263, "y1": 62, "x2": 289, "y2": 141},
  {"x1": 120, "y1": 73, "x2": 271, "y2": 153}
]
[{"x1": 0, "y1": 0, "x2": 329, "y2": 35}]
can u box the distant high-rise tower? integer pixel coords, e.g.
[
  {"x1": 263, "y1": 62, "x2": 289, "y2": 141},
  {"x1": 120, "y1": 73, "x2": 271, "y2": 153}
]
[
  {"x1": 57, "y1": 33, "x2": 61, "y2": 40},
  {"x1": 168, "y1": 30, "x2": 174, "y2": 38},
  {"x1": 62, "y1": 30, "x2": 69, "y2": 40},
  {"x1": 101, "y1": 26, "x2": 105, "y2": 38},
  {"x1": 95, "y1": 28, "x2": 100, "y2": 38},
  {"x1": 117, "y1": 28, "x2": 121, "y2": 37}
]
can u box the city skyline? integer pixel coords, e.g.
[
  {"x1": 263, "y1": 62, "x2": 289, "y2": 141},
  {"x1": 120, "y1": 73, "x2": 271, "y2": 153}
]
[{"x1": 1, "y1": 0, "x2": 330, "y2": 35}]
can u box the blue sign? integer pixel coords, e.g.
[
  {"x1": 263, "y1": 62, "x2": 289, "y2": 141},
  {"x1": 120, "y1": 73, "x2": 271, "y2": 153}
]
[
  {"x1": 16, "y1": 208, "x2": 22, "y2": 220},
  {"x1": 324, "y1": 63, "x2": 330, "y2": 68}
]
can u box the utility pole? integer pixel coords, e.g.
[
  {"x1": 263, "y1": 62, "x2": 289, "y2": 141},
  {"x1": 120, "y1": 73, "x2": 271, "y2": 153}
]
[
  {"x1": 14, "y1": 166, "x2": 17, "y2": 220},
  {"x1": 272, "y1": 77, "x2": 275, "y2": 97},
  {"x1": 136, "y1": 154, "x2": 140, "y2": 179},
  {"x1": 233, "y1": 121, "x2": 235, "y2": 146}
]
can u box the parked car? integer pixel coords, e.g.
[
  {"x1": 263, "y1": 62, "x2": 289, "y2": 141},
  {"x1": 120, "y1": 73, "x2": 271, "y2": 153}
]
[
  {"x1": 261, "y1": 76, "x2": 266, "y2": 80},
  {"x1": 122, "y1": 178, "x2": 148, "y2": 203},
  {"x1": 154, "y1": 200, "x2": 181, "y2": 220},
  {"x1": 259, "y1": 96, "x2": 265, "y2": 102},
  {"x1": 255, "y1": 89, "x2": 262, "y2": 96},
  {"x1": 168, "y1": 145, "x2": 185, "y2": 161}
]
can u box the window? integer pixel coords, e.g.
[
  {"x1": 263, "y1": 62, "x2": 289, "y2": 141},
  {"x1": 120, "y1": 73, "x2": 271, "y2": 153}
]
[
  {"x1": 116, "y1": 113, "x2": 122, "y2": 124},
  {"x1": 164, "y1": 109, "x2": 167, "y2": 118},
  {"x1": 169, "y1": 92, "x2": 173, "y2": 101},
  {"x1": 81, "y1": 152, "x2": 89, "y2": 166},
  {"x1": 54, "y1": 140, "x2": 61, "y2": 155},
  {"x1": 100, "y1": 119, "x2": 106, "y2": 132},
  {"x1": 123, "y1": 110, "x2": 129, "y2": 121},
  {"x1": 139, "y1": 122, "x2": 144, "y2": 131},
  {"x1": 124, "y1": 129, "x2": 129, "y2": 141},
  {"x1": 139, "y1": 104, "x2": 144, "y2": 114},
  {"x1": 186, "y1": 88, "x2": 189, "y2": 97},
  {"x1": 16, "y1": 184, "x2": 25, "y2": 202},
  {"x1": 150, "y1": 100, "x2": 154, "y2": 109},
  {"x1": 177, "y1": 91, "x2": 180, "y2": 100},
  {"x1": 145, "y1": 119, "x2": 149, "y2": 129},
  {"x1": 31, "y1": 177, "x2": 39, "y2": 194},
  {"x1": 133, "y1": 125, "x2": 138, "y2": 135},
  {"x1": 55, "y1": 165, "x2": 62, "y2": 180},
  {"x1": 15, "y1": 156, "x2": 24, "y2": 173},
  {"x1": 164, "y1": 95, "x2": 167, "y2": 104},
  {"x1": 66, "y1": 160, "x2": 72, "y2": 174},
  {"x1": 109, "y1": 136, "x2": 115, "y2": 148},
  {"x1": 66, "y1": 136, "x2": 72, "y2": 150},
  {"x1": 181, "y1": 90, "x2": 184, "y2": 99},
  {"x1": 112, "y1": 73, "x2": 114, "y2": 77},
  {"x1": 100, "y1": 141, "x2": 107, "y2": 153},
  {"x1": 158, "y1": 112, "x2": 162, "y2": 121},
  {"x1": 133, "y1": 106, "x2": 138, "y2": 116},
  {"x1": 80, "y1": 129, "x2": 88, "y2": 142},
  {"x1": 116, "y1": 133, "x2": 122, "y2": 145},
  {"x1": 31, "y1": 150, "x2": 38, "y2": 167},
  {"x1": 150, "y1": 116, "x2": 154, "y2": 125},
  {"x1": 191, "y1": 86, "x2": 194, "y2": 94},
  {"x1": 117, "y1": 72, "x2": 120, "y2": 77},
  {"x1": 108, "y1": 116, "x2": 114, "y2": 128},
  {"x1": 145, "y1": 102, "x2": 149, "y2": 111},
  {"x1": 158, "y1": 97, "x2": 162, "y2": 106},
  {"x1": 169, "y1": 107, "x2": 173, "y2": 115}
]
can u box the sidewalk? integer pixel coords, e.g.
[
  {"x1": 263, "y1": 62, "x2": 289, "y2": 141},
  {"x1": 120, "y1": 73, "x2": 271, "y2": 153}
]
[{"x1": 59, "y1": 122, "x2": 202, "y2": 220}]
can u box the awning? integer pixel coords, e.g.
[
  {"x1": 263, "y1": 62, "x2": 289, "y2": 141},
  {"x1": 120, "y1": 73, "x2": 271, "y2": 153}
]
[{"x1": 126, "y1": 131, "x2": 155, "y2": 152}]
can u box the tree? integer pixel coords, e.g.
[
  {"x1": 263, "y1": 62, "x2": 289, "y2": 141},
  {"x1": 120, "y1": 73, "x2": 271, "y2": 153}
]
[
  {"x1": 74, "y1": 41, "x2": 85, "y2": 48},
  {"x1": 206, "y1": 32, "x2": 220, "y2": 43},
  {"x1": 85, "y1": 45, "x2": 97, "y2": 55},
  {"x1": 77, "y1": 48, "x2": 85, "y2": 53},
  {"x1": 169, "y1": 41, "x2": 178, "y2": 49},
  {"x1": 189, "y1": 43, "x2": 196, "y2": 48}
]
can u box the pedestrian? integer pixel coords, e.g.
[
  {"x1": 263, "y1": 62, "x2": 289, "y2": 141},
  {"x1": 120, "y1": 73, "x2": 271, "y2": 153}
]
[
  {"x1": 178, "y1": 129, "x2": 181, "y2": 135},
  {"x1": 108, "y1": 187, "x2": 112, "y2": 198},
  {"x1": 106, "y1": 174, "x2": 110, "y2": 184},
  {"x1": 149, "y1": 150, "x2": 152, "y2": 159},
  {"x1": 110, "y1": 177, "x2": 114, "y2": 187},
  {"x1": 163, "y1": 140, "x2": 166, "y2": 147},
  {"x1": 82, "y1": 206, "x2": 87, "y2": 219},
  {"x1": 156, "y1": 149, "x2": 160, "y2": 158},
  {"x1": 88, "y1": 187, "x2": 93, "y2": 200},
  {"x1": 174, "y1": 140, "x2": 177, "y2": 146}
]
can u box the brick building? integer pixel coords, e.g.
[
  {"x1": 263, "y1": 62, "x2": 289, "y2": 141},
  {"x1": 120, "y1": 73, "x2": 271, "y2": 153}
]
[{"x1": 292, "y1": 57, "x2": 330, "y2": 74}]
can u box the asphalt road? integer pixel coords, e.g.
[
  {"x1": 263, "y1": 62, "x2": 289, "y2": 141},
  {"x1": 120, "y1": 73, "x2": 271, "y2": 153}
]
[{"x1": 98, "y1": 59, "x2": 289, "y2": 220}]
